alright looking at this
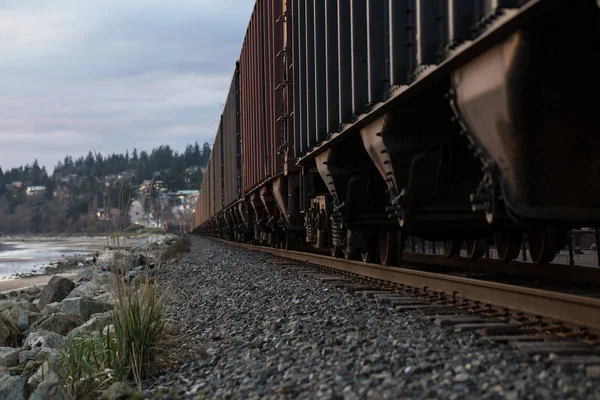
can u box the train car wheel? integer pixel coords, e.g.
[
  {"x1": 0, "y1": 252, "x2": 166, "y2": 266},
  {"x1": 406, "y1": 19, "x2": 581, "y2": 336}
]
[
  {"x1": 494, "y1": 231, "x2": 522, "y2": 262},
  {"x1": 465, "y1": 239, "x2": 488, "y2": 261},
  {"x1": 528, "y1": 228, "x2": 567, "y2": 265},
  {"x1": 360, "y1": 250, "x2": 375, "y2": 263},
  {"x1": 283, "y1": 233, "x2": 294, "y2": 250},
  {"x1": 378, "y1": 231, "x2": 404, "y2": 266},
  {"x1": 443, "y1": 240, "x2": 462, "y2": 257},
  {"x1": 360, "y1": 234, "x2": 377, "y2": 263},
  {"x1": 335, "y1": 230, "x2": 355, "y2": 260},
  {"x1": 343, "y1": 248, "x2": 355, "y2": 260},
  {"x1": 330, "y1": 245, "x2": 341, "y2": 258}
]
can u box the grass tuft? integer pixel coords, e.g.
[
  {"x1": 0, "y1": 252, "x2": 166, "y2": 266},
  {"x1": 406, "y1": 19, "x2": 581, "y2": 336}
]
[{"x1": 59, "y1": 267, "x2": 167, "y2": 397}]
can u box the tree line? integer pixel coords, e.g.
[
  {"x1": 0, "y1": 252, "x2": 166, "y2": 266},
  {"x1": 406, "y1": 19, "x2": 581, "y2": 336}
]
[
  {"x1": 0, "y1": 142, "x2": 211, "y2": 234},
  {"x1": 53, "y1": 142, "x2": 211, "y2": 183}
]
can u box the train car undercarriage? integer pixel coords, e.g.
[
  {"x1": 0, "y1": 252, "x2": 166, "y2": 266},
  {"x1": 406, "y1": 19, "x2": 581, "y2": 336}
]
[{"x1": 197, "y1": 0, "x2": 600, "y2": 267}]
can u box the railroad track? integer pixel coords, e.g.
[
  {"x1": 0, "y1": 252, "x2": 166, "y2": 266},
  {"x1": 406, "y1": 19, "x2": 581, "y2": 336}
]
[{"x1": 209, "y1": 237, "x2": 600, "y2": 373}]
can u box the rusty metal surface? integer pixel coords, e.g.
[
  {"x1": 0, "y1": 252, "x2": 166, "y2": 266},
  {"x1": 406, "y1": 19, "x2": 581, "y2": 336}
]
[
  {"x1": 209, "y1": 238, "x2": 600, "y2": 333},
  {"x1": 239, "y1": 0, "x2": 285, "y2": 195},
  {"x1": 222, "y1": 65, "x2": 241, "y2": 207},
  {"x1": 213, "y1": 121, "x2": 224, "y2": 214}
]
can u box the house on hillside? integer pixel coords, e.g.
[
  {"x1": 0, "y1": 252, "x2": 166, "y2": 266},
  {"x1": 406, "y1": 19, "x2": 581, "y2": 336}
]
[
  {"x1": 96, "y1": 208, "x2": 121, "y2": 221},
  {"x1": 175, "y1": 190, "x2": 199, "y2": 213},
  {"x1": 26, "y1": 186, "x2": 46, "y2": 195}
]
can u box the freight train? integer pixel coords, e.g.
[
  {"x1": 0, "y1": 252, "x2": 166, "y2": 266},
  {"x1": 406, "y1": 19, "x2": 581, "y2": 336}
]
[{"x1": 193, "y1": 0, "x2": 600, "y2": 266}]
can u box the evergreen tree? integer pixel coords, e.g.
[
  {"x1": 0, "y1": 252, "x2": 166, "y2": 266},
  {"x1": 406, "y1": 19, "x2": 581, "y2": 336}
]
[
  {"x1": 201, "y1": 142, "x2": 211, "y2": 166},
  {"x1": 184, "y1": 144, "x2": 194, "y2": 168},
  {"x1": 44, "y1": 176, "x2": 55, "y2": 200},
  {"x1": 0, "y1": 167, "x2": 5, "y2": 195},
  {"x1": 31, "y1": 160, "x2": 43, "y2": 185},
  {"x1": 188, "y1": 167, "x2": 204, "y2": 190},
  {"x1": 193, "y1": 142, "x2": 202, "y2": 165},
  {"x1": 168, "y1": 158, "x2": 186, "y2": 191}
]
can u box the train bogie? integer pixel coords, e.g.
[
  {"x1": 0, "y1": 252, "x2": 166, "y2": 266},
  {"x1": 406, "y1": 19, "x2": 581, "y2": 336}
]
[{"x1": 452, "y1": 0, "x2": 600, "y2": 228}]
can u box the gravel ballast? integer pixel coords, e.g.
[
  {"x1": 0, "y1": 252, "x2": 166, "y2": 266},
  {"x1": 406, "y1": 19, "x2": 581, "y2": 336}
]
[{"x1": 147, "y1": 237, "x2": 599, "y2": 399}]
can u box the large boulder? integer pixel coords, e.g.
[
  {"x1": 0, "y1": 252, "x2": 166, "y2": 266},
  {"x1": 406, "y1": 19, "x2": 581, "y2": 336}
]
[
  {"x1": 92, "y1": 271, "x2": 117, "y2": 286},
  {"x1": 67, "y1": 311, "x2": 112, "y2": 340},
  {"x1": 0, "y1": 314, "x2": 19, "y2": 347},
  {"x1": 0, "y1": 374, "x2": 26, "y2": 400},
  {"x1": 30, "y1": 313, "x2": 83, "y2": 336},
  {"x1": 75, "y1": 267, "x2": 94, "y2": 285},
  {"x1": 0, "y1": 347, "x2": 20, "y2": 367},
  {"x1": 5, "y1": 309, "x2": 41, "y2": 333},
  {"x1": 20, "y1": 330, "x2": 66, "y2": 366},
  {"x1": 66, "y1": 280, "x2": 104, "y2": 300},
  {"x1": 30, "y1": 371, "x2": 68, "y2": 400},
  {"x1": 37, "y1": 277, "x2": 75, "y2": 310},
  {"x1": 2, "y1": 301, "x2": 42, "y2": 332},
  {"x1": 100, "y1": 381, "x2": 136, "y2": 400},
  {"x1": 40, "y1": 302, "x2": 64, "y2": 316},
  {"x1": 27, "y1": 360, "x2": 50, "y2": 393},
  {"x1": 61, "y1": 297, "x2": 113, "y2": 321},
  {"x1": 23, "y1": 330, "x2": 66, "y2": 350}
]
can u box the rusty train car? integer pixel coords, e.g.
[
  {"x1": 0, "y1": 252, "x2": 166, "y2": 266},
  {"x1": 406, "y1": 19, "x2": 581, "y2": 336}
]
[{"x1": 194, "y1": 0, "x2": 600, "y2": 266}]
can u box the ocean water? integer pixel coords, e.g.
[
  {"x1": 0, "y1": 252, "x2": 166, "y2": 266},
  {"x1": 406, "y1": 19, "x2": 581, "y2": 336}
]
[{"x1": 0, "y1": 237, "x2": 109, "y2": 279}]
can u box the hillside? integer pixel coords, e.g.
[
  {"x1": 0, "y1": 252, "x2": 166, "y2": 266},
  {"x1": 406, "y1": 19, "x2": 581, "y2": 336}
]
[{"x1": 0, "y1": 142, "x2": 210, "y2": 234}]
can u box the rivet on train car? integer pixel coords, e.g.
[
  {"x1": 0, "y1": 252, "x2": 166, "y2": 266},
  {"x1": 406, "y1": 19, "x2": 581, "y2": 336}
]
[{"x1": 380, "y1": 149, "x2": 388, "y2": 154}]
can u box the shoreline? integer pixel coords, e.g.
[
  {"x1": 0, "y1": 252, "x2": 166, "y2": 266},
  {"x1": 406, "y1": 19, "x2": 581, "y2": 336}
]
[
  {"x1": 0, "y1": 233, "x2": 174, "y2": 294},
  {"x1": 0, "y1": 269, "x2": 78, "y2": 293}
]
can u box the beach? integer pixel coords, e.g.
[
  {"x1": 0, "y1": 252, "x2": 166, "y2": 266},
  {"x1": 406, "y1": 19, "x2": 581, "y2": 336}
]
[
  {"x1": 0, "y1": 271, "x2": 78, "y2": 293},
  {"x1": 0, "y1": 235, "x2": 155, "y2": 293}
]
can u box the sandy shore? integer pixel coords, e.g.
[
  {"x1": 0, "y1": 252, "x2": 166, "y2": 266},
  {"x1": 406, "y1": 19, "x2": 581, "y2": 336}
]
[{"x1": 0, "y1": 270, "x2": 78, "y2": 293}]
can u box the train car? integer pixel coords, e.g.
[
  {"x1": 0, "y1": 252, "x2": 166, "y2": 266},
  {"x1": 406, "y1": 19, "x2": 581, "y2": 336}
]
[
  {"x1": 235, "y1": 0, "x2": 300, "y2": 248},
  {"x1": 193, "y1": 63, "x2": 244, "y2": 239},
  {"x1": 293, "y1": 0, "x2": 600, "y2": 265},
  {"x1": 194, "y1": 0, "x2": 600, "y2": 266}
]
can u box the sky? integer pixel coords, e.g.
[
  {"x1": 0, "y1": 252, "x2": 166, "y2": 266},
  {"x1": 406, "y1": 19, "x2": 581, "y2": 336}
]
[{"x1": 0, "y1": 0, "x2": 255, "y2": 172}]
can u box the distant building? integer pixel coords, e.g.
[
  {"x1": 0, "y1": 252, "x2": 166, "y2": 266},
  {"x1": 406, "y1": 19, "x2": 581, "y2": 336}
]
[
  {"x1": 26, "y1": 186, "x2": 46, "y2": 195},
  {"x1": 138, "y1": 180, "x2": 164, "y2": 193},
  {"x1": 105, "y1": 174, "x2": 124, "y2": 183},
  {"x1": 11, "y1": 181, "x2": 23, "y2": 188},
  {"x1": 175, "y1": 190, "x2": 199, "y2": 213},
  {"x1": 96, "y1": 208, "x2": 120, "y2": 221}
]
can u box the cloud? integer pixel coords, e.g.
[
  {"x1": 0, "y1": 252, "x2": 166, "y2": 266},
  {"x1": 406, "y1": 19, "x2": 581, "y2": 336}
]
[{"x1": 0, "y1": 0, "x2": 255, "y2": 171}]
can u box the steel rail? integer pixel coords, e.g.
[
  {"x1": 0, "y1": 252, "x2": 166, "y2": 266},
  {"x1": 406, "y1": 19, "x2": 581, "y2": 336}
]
[
  {"x1": 400, "y1": 253, "x2": 600, "y2": 285},
  {"x1": 209, "y1": 238, "x2": 600, "y2": 334}
]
